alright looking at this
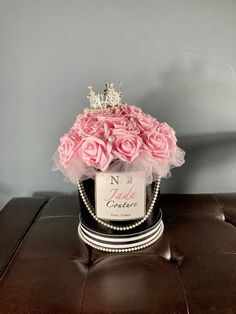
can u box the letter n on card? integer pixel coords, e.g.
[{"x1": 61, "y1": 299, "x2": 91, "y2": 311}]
[{"x1": 95, "y1": 171, "x2": 146, "y2": 221}]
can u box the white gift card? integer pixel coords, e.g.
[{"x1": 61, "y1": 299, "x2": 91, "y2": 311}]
[{"x1": 95, "y1": 171, "x2": 146, "y2": 221}]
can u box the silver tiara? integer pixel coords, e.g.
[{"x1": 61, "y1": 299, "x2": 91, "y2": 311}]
[{"x1": 87, "y1": 82, "x2": 123, "y2": 109}]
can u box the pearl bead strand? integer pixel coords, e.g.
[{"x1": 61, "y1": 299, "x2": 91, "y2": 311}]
[{"x1": 77, "y1": 176, "x2": 161, "y2": 231}]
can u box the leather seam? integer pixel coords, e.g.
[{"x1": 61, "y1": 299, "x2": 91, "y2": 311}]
[
  {"x1": 175, "y1": 264, "x2": 190, "y2": 314},
  {"x1": 39, "y1": 215, "x2": 79, "y2": 220},
  {"x1": 211, "y1": 194, "x2": 236, "y2": 228},
  {"x1": 0, "y1": 199, "x2": 48, "y2": 280},
  {"x1": 92, "y1": 253, "x2": 169, "y2": 265},
  {"x1": 79, "y1": 264, "x2": 89, "y2": 314},
  {"x1": 210, "y1": 194, "x2": 226, "y2": 220}
]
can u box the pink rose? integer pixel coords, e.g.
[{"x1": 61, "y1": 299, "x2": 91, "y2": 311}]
[
  {"x1": 105, "y1": 117, "x2": 139, "y2": 135},
  {"x1": 142, "y1": 130, "x2": 169, "y2": 160},
  {"x1": 114, "y1": 118, "x2": 140, "y2": 135},
  {"x1": 58, "y1": 133, "x2": 81, "y2": 168},
  {"x1": 108, "y1": 117, "x2": 128, "y2": 131},
  {"x1": 94, "y1": 108, "x2": 116, "y2": 119},
  {"x1": 79, "y1": 136, "x2": 113, "y2": 171},
  {"x1": 135, "y1": 113, "x2": 158, "y2": 133},
  {"x1": 157, "y1": 122, "x2": 177, "y2": 150},
  {"x1": 72, "y1": 114, "x2": 111, "y2": 139},
  {"x1": 120, "y1": 104, "x2": 143, "y2": 116},
  {"x1": 127, "y1": 117, "x2": 140, "y2": 134},
  {"x1": 113, "y1": 134, "x2": 142, "y2": 163},
  {"x1": 113, "y1": 106, "x2": 125, "y2": 117}
]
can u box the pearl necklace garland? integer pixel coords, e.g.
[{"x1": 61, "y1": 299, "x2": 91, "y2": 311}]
[{"x1": 77, "y1": 176, "x2": 161, "y2": 231}]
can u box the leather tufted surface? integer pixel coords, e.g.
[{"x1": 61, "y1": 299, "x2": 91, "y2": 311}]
[{"x1": 0, "y1": 194, "x2": 236, "y2": 313}]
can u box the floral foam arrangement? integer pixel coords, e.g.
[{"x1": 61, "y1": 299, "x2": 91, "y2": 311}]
[{"x1": 53, "y1": 83, "x2": 185, "y2": 185}]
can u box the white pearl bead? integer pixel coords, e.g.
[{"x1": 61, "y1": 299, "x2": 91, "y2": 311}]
[{"x1": 107, "y1": 135, "x2": 114, "y2": 143}]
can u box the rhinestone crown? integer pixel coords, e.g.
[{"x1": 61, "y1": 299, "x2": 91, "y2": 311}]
[{"x1": 87, "y1": 82, "x2": 123, "y2": 109}]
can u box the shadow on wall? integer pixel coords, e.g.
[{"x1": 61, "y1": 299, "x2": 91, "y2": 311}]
[
  {"x1": 167, "y1": 132, "x2": 236, "y2": 193},
  {"x1": 139, "y1": 54, "x2": 236, "y2": 134}
]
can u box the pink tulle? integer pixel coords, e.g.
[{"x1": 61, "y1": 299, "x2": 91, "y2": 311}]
[{"x1": 52, "y1": 146, "x2": 185, "y2": 185}]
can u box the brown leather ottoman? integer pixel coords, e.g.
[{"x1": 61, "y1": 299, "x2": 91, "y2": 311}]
[{"x1": 0, "y1": 194, "x2": 236, "y2": 313}]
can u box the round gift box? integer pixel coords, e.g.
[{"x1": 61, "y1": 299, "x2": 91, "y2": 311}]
[{"x1": 78, "y1": 177, "x2": 164, "y2": 253}]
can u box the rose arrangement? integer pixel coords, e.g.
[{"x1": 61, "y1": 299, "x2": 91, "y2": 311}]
[{"x1": 54, "y1": 103, "x2": 184, "y2": 184}]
